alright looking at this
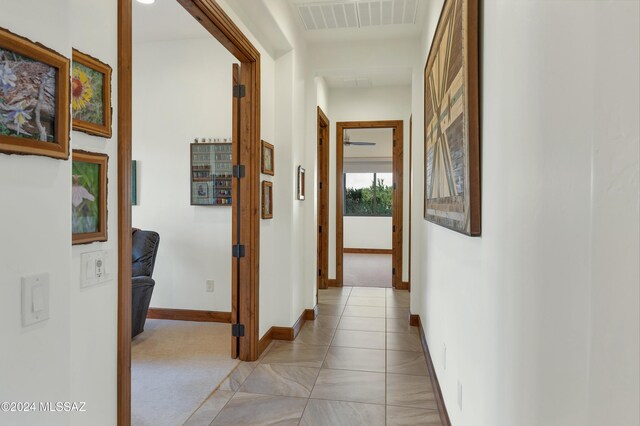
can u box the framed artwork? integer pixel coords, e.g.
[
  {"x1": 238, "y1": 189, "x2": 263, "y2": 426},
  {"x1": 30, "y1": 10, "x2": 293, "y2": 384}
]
[
  {"x1": 0, "y1": 27, "x2": 70, "y2": 159},
  {"x1": 190, "y1": 143, "x2": 233, "y2": 206},
  {"x1": 72, "y1": 49, "x2": 112, "y2": 138},
  {"x1": 261, "y1": 140, "x2": 274, "y2": 175},
  {"x1": 132, "y1": 160, "x2": 138, "y2": 206},
  {"x1": 72, "y1": 150, "x2": 108, "y2": 245},
  {"x1": 423, "y1": 0, "x2": 481, "y2": 236},
  {"x1": 297, "y1": 166, "x2": 305, "y2": 201},
  {"x1": 261, "y1": 180, "x2": 273, "y2": 219}
]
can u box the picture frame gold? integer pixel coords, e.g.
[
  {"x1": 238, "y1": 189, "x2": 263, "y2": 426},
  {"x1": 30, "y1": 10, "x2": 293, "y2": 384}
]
[
  {"x1": 297, "y1": 166, "x2": 305, "y2": 201},
  {"x1": 261, "y1": 140, "x2": 274, "y2": 176},
  {"x1": 0, "y1": 26, "x2": 70, "y2": 159},
  {"x1": 72, "y1": 49, "x2": 112, "y2": 138},
  {"x1": 72, "y1": 150, "x2": 108, "y2": 245},
  {"x1": 261, "y1": 180, "x2": 273, "y2": 219}
]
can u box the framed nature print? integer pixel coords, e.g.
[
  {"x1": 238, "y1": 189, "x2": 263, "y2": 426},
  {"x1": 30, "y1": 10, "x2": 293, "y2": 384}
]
[
  {"x1": 0, "y1": 27, "x2": 70, "y2": 159},
  {"x1": 262, "y1": 180, "x2": 273, "y2": 219},
  {"x1": 72, "y1": 150, "x2": 108, "y2": 245},
  {"x1": 297, "y1": 166, "x2": 305, "y2": 201},
  {"x1": 72, "y1": 49, "x2": 112, "y2": 138},
  {"x1": 424, "y1": 0, "x2": 480, "y2": 236},
  {"x1": 132, "y1": 160, "x2": 138, "y2": 206},
  {"x1": 261, "y1": 140, "x2": 274, "y2": 176}
]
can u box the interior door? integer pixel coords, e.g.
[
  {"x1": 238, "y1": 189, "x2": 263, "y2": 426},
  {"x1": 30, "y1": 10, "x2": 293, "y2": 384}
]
[
  {"x1": 317, "y1": 108, "x2": 330, "y2": 291},
  {"x1": 231, "y1": 63, "x2": 240, "y2": 358}
]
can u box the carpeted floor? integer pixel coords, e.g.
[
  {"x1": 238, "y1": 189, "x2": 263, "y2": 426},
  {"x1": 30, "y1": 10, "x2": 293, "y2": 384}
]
[
  {"x1": 132, "y1": 319, "x2": 240, "y2": 426},
  {"x1": 343, "y1": 253, "x2": 392, "y2": 288}
]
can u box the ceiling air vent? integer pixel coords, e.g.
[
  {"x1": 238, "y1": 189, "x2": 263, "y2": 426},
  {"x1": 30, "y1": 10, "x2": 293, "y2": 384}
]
[{"x1": 296, "y1": 0, "x2": 417, "y2": 31}]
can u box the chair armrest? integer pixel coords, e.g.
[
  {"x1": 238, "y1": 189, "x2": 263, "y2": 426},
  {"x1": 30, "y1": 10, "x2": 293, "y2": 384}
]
[{"x1": 132, "y1": 276, "x2": 155, "y2": 288}]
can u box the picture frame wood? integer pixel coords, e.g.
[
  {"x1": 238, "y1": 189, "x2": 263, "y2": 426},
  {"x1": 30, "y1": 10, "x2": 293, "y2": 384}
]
[
  {"x1": 261, "y1": 180, "x2": 273, "y2": 219},
  {"x1": 72, "y1": 49, "x2": 112, "y2": 138},
  {"x1": 423, "y1": 0, "x2": 481, "y2": 236},
  {"x1": 297, "y1": 165, "x2": 305, "y2": 201},
  {"x1": 261, "y1": 139, "x2": 274, "y2": 176},
  {"x1": 72, "y1": 150, "x2": 108, "y2": 245},
  {"x1": 0, "y1": 26, "x2": 70, "y2": 159}
]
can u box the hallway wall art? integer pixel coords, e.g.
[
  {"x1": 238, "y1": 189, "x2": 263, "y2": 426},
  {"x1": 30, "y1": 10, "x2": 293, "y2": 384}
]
[{"x1": 423, "y1": 0, "x2": 481, "y2": 236}]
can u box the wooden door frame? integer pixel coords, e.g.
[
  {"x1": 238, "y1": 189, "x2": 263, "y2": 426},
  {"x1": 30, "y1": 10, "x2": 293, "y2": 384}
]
[
  {"x1": 408, "y1": 115, "x2": 412, "y2": 291},
  {"x1": 317, "y1": 107, "x2": 330, "y2": 292},
  {"x1": 335, "y1": 120, "x2": 405, "y2": 289},
  {"x1": 118, "y1": 1, "x2": 261, "y2": 424}
]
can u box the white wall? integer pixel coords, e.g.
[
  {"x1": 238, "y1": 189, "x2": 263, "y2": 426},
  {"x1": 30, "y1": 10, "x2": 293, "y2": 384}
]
[
  {"x1": 410, "y1": 1, "x2": 640, "y2": 425},
  {"x1": 328, "y1": 85, "x2": 412, "y2": 281},
  {"x1": 344, "y1": 217, "x2": 392, "y2": 250},
  {"x1": 0, "y1": 1, "x2": 119, "y2": 425},
  {"x1": 132, "y1": 37, "x2": 235, "y2": 312}
]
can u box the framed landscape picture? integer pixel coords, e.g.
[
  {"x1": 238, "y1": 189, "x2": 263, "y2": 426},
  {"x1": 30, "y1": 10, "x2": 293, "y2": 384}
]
[
  {"x1": 423, "y1": 0, "x2": 481, "y2": 236},
  {"x1": 72, "y1": 150, "x2": 108, "y2": 245},
  {"x1": 72, "y1": 49, "x2": 112, "y2": 138},
  {"x1": 0, "y1": 27, "x2": 70, "y2": 159},
  {"x1": 261, "y1": 140, "x2": 274, "y2": 176},
  {"x1": 297, "y1": 166, "x2": 305, "y2": 201},
  {"x1": 262, "y1": 180, "x2": 273, "y2": 219}
]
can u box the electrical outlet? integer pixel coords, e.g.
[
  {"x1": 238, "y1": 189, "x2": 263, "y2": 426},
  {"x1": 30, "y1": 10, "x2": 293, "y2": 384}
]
[
  {"x1": 457, "y1": 381, "x2": 463, "y2": 411},
  {"x1": 206, "y1": 280, "x2": 215, "y2": 292},
  {"x1": 443, "y1": 344, "x2": 447, "y2": 370}
]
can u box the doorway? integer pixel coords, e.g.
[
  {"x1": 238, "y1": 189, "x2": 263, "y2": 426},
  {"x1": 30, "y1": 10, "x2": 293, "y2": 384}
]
[
  {"x1": 336, "y1": 120, "x2": 404, "y2": 289},
  {"x1": 118, "y1": 0, "x2": 261, "y2": 424},
  {"x1": 317, "y1": 107, "x2": 330, "y2": 292}
]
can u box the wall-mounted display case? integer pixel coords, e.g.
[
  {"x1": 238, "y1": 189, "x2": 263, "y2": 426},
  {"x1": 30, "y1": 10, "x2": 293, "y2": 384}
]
[{"x1": 190, "y1": 143, "x2": 232, "y2": 206}]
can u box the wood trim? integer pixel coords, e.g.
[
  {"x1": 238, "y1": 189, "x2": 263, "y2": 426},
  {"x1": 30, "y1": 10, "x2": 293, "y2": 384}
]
[
  {"x1": 71, "y1": 48, "x2": 113, "y2": 138},
  {"x1": 328, "y1": 279, "x2": 340, "y2": 288},
  {"x1": 305, "y1": 305, "x2": 318, "y2": 320},
  {"x1": 408, "y1": 115, "x2": 412, "y2": 292},
  {"x1": 336, "y1": 120, "x2": 404, "y2": 288},
  {"x1": 72, "y1": 150, "x2": 108, "y2": 245},
  {"x1": 258, "y1": 328, "x2": 273, "y2": 356},
  {"x1": 231, "y1": 62, "x2": 239, "y2": 359},
  {"x1": 398, "y1": 281, "x2": 410, "y2": 290},
  {"x1": 147, "y1": 308, "x2": 232, "y2": 323},
  {"x1": 343, "y1": 248, "x2": 392, "y2": 255},
  {"x1": 317, "y1": 107, "x2": 330, "y2": 291},
  {"x1": 257, "y1": 307, "x2": 317, "y2": 356},
  {"x1": 412, "y1": 315, "x2": 452, "y2": 426}
]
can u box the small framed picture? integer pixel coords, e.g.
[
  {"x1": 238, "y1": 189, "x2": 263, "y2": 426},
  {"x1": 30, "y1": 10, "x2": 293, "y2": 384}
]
[
  {"x1": 71, "y1": 49, "x2": 112, "y2": 138},
  {"x1": 262, "y1": 180, "x2": 273, "y2": 219},
  {"x1": 297, "y1": 166, "x2": 305, "y2": 201},
  {"x1": 72, "y1": 150, "x2": 108, "y2": 245},
  {"x1": 0, "y1": 27, "x2": 70, "y2": 159},
  {"x1": 132, "y1": 160, "x2": 138, "y2": 206},
  {"x1": 261, "y1": 140, "x2": 274, "y2": 176}
]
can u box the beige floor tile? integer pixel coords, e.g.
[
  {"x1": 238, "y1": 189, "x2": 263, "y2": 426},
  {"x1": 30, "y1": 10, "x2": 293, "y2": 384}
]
[
  {"x1": 218, "y1": 362, "x2": 258, "y2": 391},
  {"x1": 294, "y1": 324, "x2": 335, "y2": 345},
  {"x1": 318, "y1": 296, "x2": 350, "y2": 305},
  {"x1": 319, "y1": 287, "x2": 352, "y2": 296},
  {"x1": 323, "y1": 346, "x2": 386, "y2": 373},
  {"x1": 386, "y1": 318, "x2": 417, "y2": 334},
  {"x1": 338, "y1": 316, "x2": 386, "y2": 332},
  {"x1": 239, "y1": 364, "x2": 320, "y2": 398},
  {"x1": 331, "y1": 329, "x2": 386, "y2": 350},
  {"x1": 210, "y1": 392, "x2": 307, "y2": 425},
  {"x1": 300, "y1": 399, "x2": 385, "y2": 426},
  {"x1": 342, "y1": 305, "x2": 386, "y2": 318},
  {"x1": 386, "y1": 296, "x2": 410, "y2": 307},
  {"x1": 183, "y1": 390, "x2": 234, "y2": 426},
  {"x1": 387, "y1": 332, "x2": 423, "y2": 352},
  {"x1": 386, "y1": 350, "x2": 429, "y2": 376},
  {"x1": 386, "y1": 307, "x2": 410, "y2": 319},
  {"x1": 310, "y1": 369, "x2": 386, "y2": 404},
  {"x1": 305, "y1": 315, "x2": 340, "y2": 329},
  {"x1": 350, "y1": 287, "x2": 387, "y2": 298},
  {"x1": 387, "y1": 374, "x2": 438, "y2": 410},
  {"x1": 386, "y1": 406, "x2": 442, "y2": 426},
  {"x1": 318, "y1": 303, "x2": 345, "y2": 316},
  {"x1": 259, "y1": 342, "x2": 329, "y2": 368},
  {"x1": 346, "y1": 296, "x2": 386, "y2": 307}
]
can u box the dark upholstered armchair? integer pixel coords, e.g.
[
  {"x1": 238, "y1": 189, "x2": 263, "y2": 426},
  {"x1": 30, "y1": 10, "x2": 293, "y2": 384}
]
[{"x1": 131, "y1": 229, "x2": 160, "y2": 338}]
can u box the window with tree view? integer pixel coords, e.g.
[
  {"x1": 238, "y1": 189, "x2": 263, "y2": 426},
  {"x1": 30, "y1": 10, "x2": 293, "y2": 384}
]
[{"x1": 344, "y1": 172, "x2": 393, "y2": 216}]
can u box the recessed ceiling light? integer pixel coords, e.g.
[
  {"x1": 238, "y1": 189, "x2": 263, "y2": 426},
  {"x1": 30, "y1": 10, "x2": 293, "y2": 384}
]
[{"x1": 136, "y1": 0, "x2": 155, "y2": 4}]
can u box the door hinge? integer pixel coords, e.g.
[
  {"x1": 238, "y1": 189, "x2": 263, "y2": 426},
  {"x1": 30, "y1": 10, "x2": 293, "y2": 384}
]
[
  {"x1": 319, "y1": 182, "x2": 323, "y2": 190},
  {"x1": 319, "y1": 226, "x2": 322, "y2": 233},
  {"x1": 392, "y1": 267, "x2": 396, "y2": 275},
  {"x1": 393, "y1": 183, "x2": 397, "y2": 190},
  {"x1": 232, "y1": 323, "x2": 245, "y2": 337},
  {"x1": 233, "y1": 84, "x2": 246, "y2": 98},
  {"x1": 318, "y1": 269, "x2": 322, "y2": 277},
  {"x1": 233, "y1": 165, "x2": 245, "y2": 178},
  {"x1": 232, "y1": 244, "x2": 245, "y2": 258},
  {"x1": 393, "y1": 225, "x2": 396, "y2": 232}
]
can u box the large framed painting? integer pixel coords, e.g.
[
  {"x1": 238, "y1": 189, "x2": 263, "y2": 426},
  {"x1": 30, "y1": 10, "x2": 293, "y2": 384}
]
[
  {"x1": 72, "y1": 150, "x2": 108, "y2": 245},
  {"x1": 72, "y1": 49, "x2": 112, "y2": 138},
  {"x1": 0, "y1": 27, "x2": 70, "y2": 159},
  {"x1": 424, "y1": 0, "x2": 480, "y2": 236}
]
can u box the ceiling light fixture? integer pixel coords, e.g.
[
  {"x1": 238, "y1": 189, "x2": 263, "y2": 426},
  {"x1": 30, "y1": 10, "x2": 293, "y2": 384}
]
[{"x1": 136, "y1": 0, "x2": 155, "y2": 4}]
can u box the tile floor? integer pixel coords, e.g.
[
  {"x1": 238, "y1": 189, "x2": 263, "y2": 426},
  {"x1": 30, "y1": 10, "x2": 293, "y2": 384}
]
[
  {"x1": 184, "y1": 286, "x2": 443, "y2": 426},
  {"x1": 344, "y1": 254, "x2": 393, "y2": 288}
]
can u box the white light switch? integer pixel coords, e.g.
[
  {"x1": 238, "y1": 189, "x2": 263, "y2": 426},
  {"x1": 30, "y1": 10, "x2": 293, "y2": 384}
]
[{"x1": 22, "y1": 274, "x2": 50, "y2": 327}]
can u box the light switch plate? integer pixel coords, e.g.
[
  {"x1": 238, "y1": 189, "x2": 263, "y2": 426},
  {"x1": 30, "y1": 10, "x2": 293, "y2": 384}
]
[{"x1": 22, "y1": 273, "x2": 50, "y2": 327}]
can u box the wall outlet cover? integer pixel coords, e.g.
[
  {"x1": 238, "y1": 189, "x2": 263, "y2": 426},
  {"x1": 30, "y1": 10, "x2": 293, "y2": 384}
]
[{"x1": 206, "y1": 280, "x2": 215, "y2": 292}]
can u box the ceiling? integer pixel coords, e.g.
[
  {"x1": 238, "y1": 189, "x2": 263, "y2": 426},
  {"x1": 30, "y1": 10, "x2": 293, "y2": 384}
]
[
  {"x1": 133, "y1": 0, "x2": 211, "y2": 43},
  {"x1": 322, "y1": 67, "x2": 412, "y2": 88},
  {"x1": 344, "y1": 128, "x2": 393, "y2": 158}
]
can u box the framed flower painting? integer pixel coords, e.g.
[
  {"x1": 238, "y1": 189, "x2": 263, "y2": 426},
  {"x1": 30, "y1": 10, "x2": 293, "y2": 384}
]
[
  {"x1": 72, "y1": 150, "x2": 108, "y2": 245},
  {"x1": 72, "y1": 49, "x2": 112, "y2": 138},
  {"x1": 261, "y1": 140, "x2": 274, "y2": 176},
  {"x1": 0, "y1": 27, "x2": 70, "y2": 159}
]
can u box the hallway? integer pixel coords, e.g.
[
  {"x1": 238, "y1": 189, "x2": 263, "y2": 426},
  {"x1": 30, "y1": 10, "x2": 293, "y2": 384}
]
[
  {"x1": 344, "y1": 254, "x2": 393, "y2": 288},
  {"x1": 184, "y1": 286, "x2": 442, "y2": 425}
]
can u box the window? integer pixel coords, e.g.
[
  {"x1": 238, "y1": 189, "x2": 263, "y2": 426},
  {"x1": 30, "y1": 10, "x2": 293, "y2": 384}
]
[{"x1": 344, "y1": 172, "x2": 393, "y2": 216}]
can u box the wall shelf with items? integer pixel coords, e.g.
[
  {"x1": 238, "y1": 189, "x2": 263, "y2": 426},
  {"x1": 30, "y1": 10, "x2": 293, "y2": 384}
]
[{"x1": 190, "y1": 143, "x2": 233, "y2": 206}]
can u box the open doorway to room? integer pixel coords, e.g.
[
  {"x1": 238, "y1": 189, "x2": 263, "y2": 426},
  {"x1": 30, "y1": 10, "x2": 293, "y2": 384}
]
[
  {"x1": 118, "y1": 0, "x2": 261, "y2": 424},
  {"x1": 336, "y1": 121, "x2": 404, "y2": 289}
]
